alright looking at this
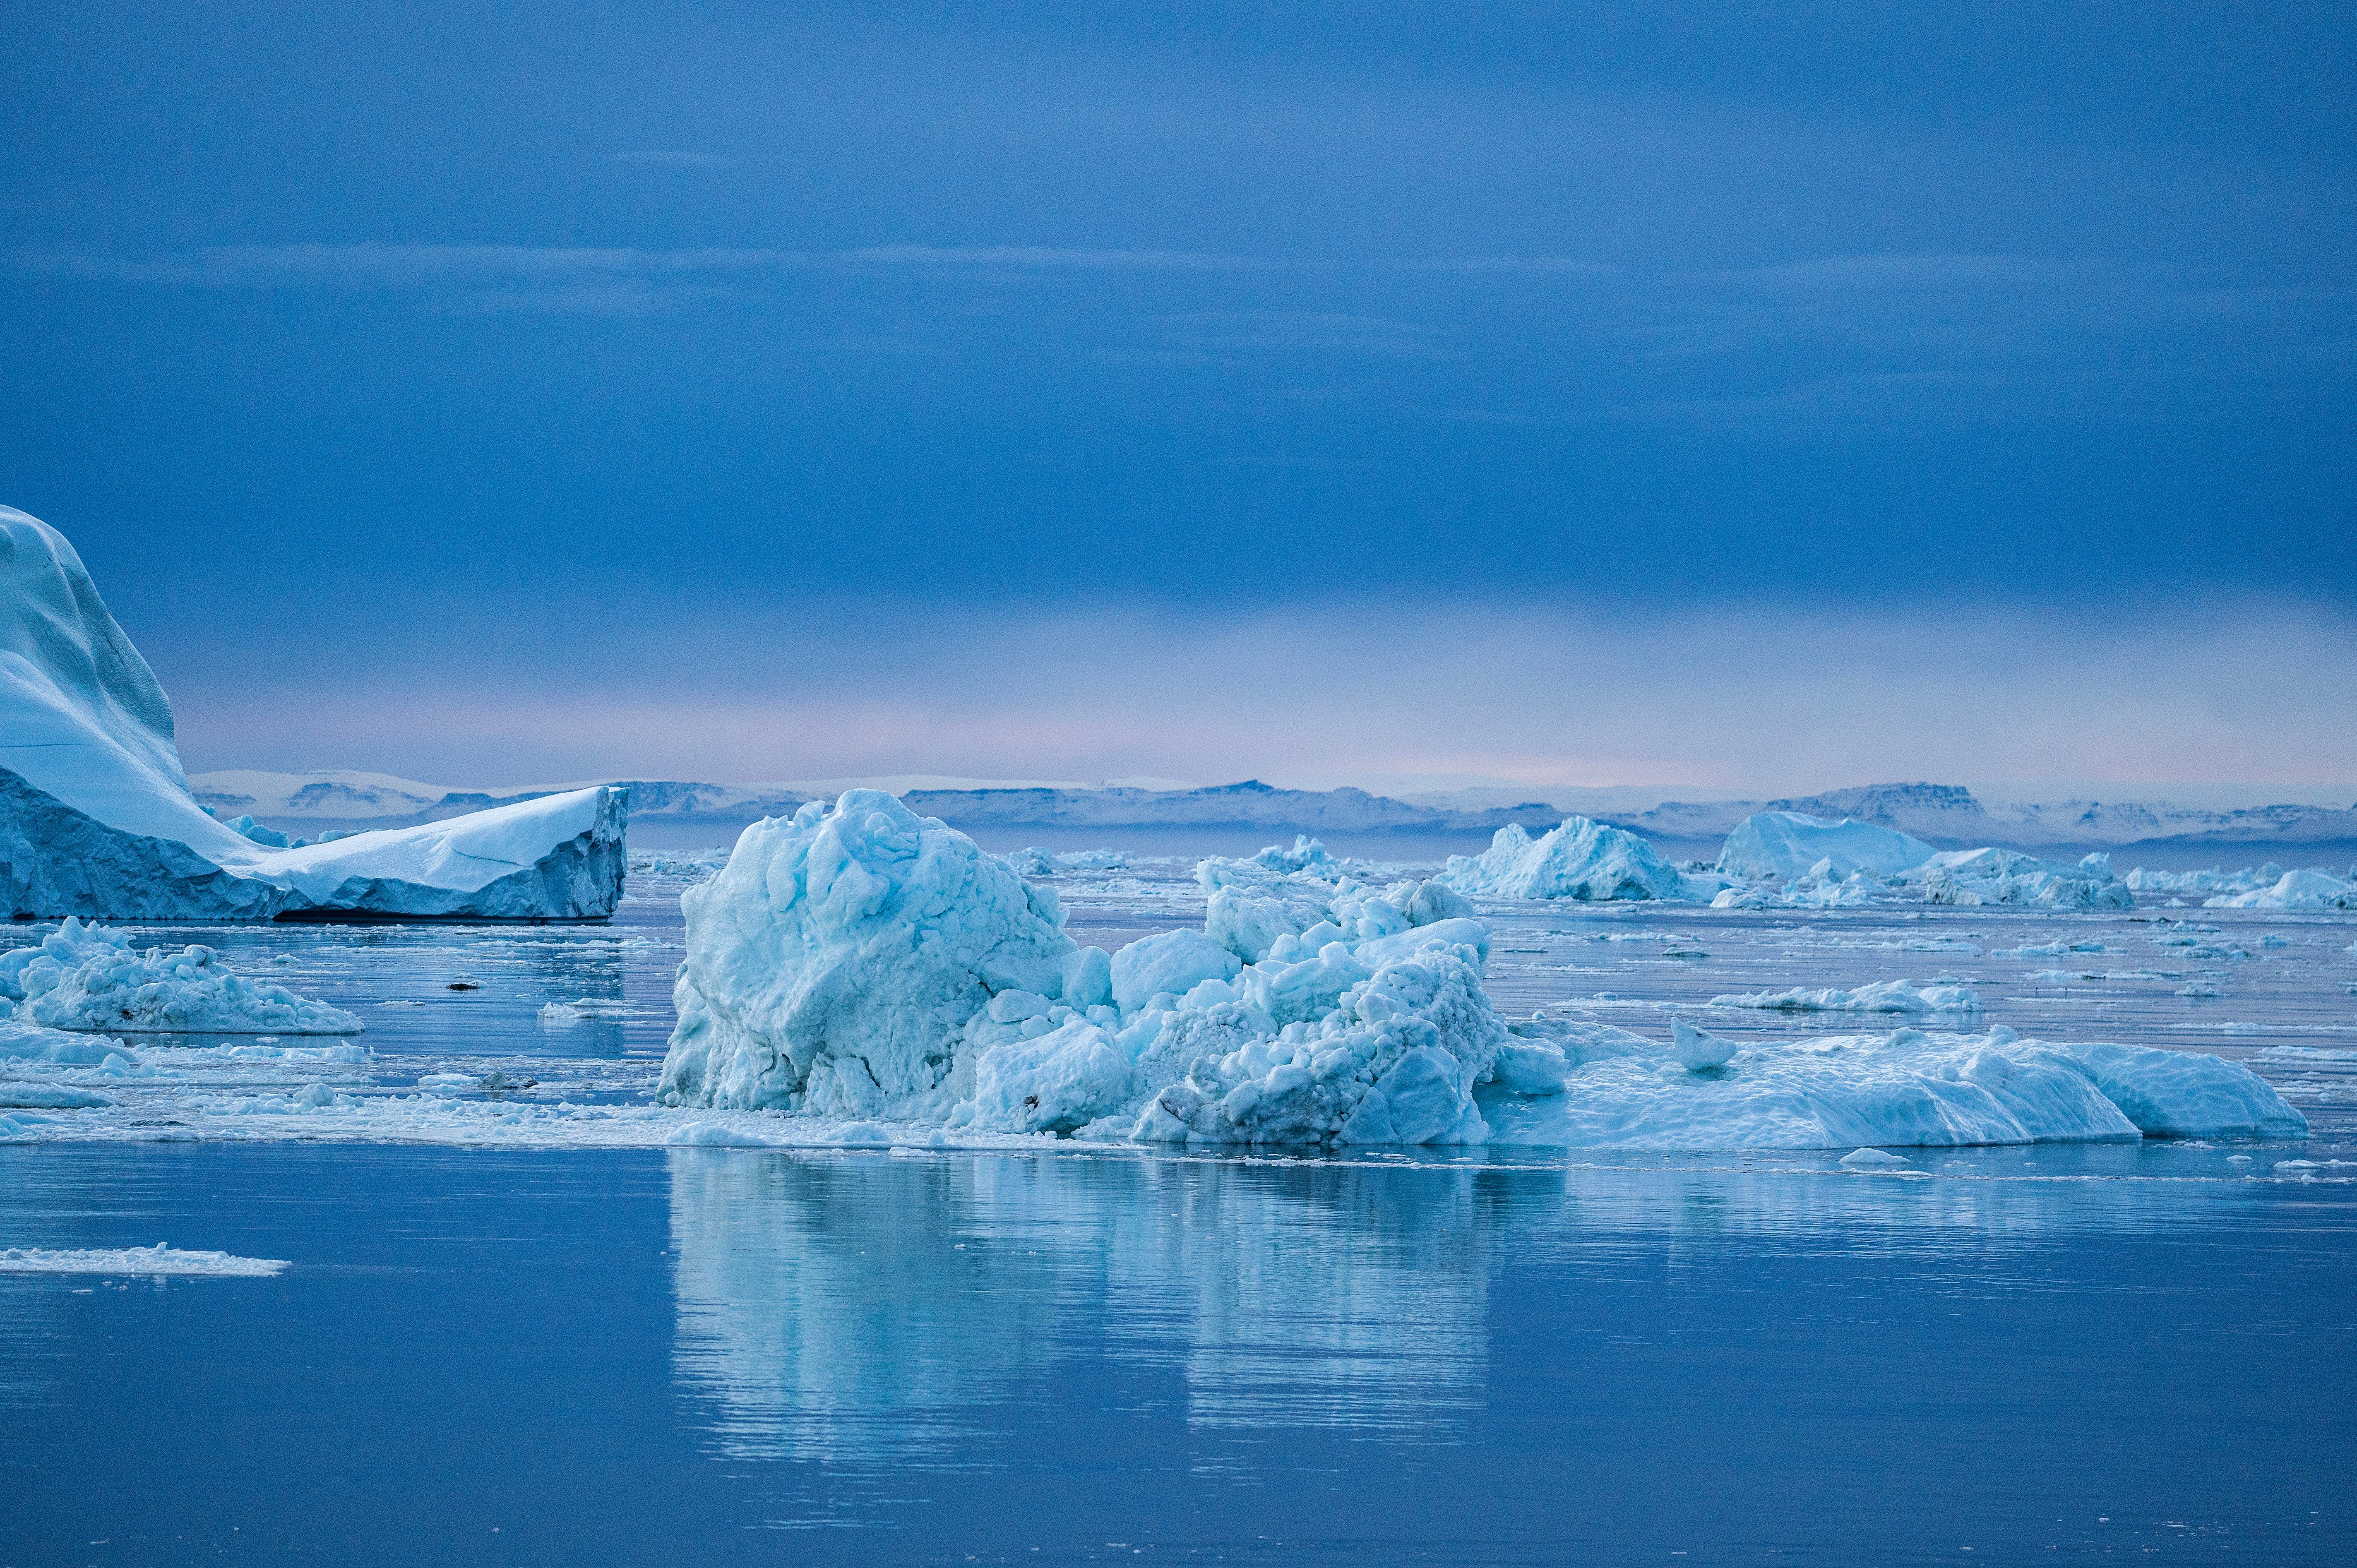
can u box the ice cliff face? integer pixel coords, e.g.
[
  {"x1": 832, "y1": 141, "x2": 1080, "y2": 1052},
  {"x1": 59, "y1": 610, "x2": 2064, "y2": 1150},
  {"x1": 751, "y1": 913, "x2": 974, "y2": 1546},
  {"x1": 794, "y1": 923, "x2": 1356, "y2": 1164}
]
[
  {"x1": 658, "y1": 792, "x2": 1504, "y2": 1147},
  {"x1": 0, "y1": 506, "x2": 625, "y2": 920}
]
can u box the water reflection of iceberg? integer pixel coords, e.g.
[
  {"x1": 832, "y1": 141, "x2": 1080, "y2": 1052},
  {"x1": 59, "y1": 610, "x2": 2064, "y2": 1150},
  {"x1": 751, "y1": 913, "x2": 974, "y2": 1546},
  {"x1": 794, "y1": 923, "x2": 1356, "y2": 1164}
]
[{"x1": 666, "y1": 1150, "x2": 1498, "y2": 1465}]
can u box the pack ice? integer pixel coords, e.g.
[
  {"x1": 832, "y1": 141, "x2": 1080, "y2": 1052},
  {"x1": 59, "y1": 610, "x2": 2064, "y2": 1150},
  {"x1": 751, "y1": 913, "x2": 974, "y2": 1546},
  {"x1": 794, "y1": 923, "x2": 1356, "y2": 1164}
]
[
  {"x1": 656, "y1": 795, "x2": 2303, "y2": 1151},
  {"x1": 0, "y1": 507, "x2": 625, "y2": 919}
]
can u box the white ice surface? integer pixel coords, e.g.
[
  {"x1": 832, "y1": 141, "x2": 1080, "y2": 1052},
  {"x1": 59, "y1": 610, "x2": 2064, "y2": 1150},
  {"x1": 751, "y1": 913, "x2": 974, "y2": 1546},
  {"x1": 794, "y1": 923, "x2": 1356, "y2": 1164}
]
[
  {"x1": 1711, "y1": 979, "x2": 1980, "y2": 1014},
  {"x1": 1440, "y1": 817, "x2": 1695, "y2": 902},
  {"x1": 0, "y1": 1244, "x2": 288, "y2": 1276},
  {"x1": 1719, "y1": 813, "x2": 1935, "y2": 881},
  {"x1": 0, "y1": 505, "x2": 625, "y2": 919},
  {"x1": 2206, "y1": 869, "x2": 2357, "y2": 911}
]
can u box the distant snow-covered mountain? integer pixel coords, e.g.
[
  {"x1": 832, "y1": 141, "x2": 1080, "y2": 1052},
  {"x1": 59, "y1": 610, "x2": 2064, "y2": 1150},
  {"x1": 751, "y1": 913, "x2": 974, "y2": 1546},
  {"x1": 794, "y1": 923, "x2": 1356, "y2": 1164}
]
[{"x1": 189, "y1": 769, "x2": 2357, "y2": 862}]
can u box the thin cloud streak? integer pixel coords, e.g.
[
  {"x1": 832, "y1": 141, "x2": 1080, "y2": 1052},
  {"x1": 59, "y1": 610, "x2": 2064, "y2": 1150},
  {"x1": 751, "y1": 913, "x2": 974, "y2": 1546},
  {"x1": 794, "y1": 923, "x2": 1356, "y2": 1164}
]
[{"x1": 166, "y1": 597, "x2": 2357, "y2": 795}]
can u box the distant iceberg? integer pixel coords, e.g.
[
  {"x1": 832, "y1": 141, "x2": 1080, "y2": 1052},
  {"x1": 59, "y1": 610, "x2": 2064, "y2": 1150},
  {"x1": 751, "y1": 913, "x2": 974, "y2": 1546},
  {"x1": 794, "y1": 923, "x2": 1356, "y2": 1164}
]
[
  {"x1": 1440, "y1": 817, "x2": 1696, "y2": 901},
  {"x1": 0, "y1": 506, "x2": 625, "y2": 920},
  {"x1": 2203, "y1": 869, "x2": 2357, "y2": 911},
  {"x1": 1913, "y1": 848, "x2": 2134, "y2": 910},
  {"x1": 1718, "y1": 812, "x2": 1936, "y2": 881}
]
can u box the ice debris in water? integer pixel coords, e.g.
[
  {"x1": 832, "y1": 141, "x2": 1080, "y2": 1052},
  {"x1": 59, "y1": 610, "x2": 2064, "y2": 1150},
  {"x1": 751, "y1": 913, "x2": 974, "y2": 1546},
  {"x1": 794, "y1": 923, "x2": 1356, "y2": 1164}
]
[
  {"x1": 0, "y1": 917, "x2": 363, "y2": 1033},
  {"x1": 1839, "y1": 1147, "x2": 1911, "y2": 1169},
  {"x1": 1710, "y1": 979, "x2": 1979, "y2": 1015},
  {"x1": 1007, "y1": 846, "x2": 1134, "y2": 876},
  {"x1": 1440, "y1": 817, "x2": 1699, "y2": 902},
  {"x1": 0, "y1": 1243, "x2": 288, "y2": 1276},
  {"x1": 650, "y1": 793, "x2": 2307, "y2": 1153}
]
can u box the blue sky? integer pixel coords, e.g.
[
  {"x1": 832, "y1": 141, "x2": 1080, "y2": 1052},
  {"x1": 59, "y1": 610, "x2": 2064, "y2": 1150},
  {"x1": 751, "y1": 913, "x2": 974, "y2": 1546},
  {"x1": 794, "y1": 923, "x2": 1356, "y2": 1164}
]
[{"x1": 7, "y1": 2, "x2": 2353, "y2": 791}]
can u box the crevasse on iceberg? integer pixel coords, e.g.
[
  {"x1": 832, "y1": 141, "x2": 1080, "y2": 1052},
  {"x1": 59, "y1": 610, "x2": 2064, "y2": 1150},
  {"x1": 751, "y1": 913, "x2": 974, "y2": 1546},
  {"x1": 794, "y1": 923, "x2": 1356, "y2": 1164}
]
[
  {"x1": 0, "y1": 505, "x2": 625, "y2": 920},
  {"x1": 657, "y1": 792, "x2": 1501, "y2": 1145}
]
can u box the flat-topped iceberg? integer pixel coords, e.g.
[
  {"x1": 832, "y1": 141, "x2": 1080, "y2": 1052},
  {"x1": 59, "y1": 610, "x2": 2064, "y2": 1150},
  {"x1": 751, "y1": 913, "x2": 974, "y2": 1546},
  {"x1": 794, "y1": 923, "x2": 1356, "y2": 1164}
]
[
  {"x1": 1719, "y1": 812, "x2": 1936, "y2": 881},
  {"x1": 1480, "y1": 1021, "x2": 2306, "y2": 1149},
  {"x1": 1440, "y1": 816, "x2": 1695, "y2": 901},
  {"x1": 0, "y1": 506, "x2": 625, "y2": 919}
]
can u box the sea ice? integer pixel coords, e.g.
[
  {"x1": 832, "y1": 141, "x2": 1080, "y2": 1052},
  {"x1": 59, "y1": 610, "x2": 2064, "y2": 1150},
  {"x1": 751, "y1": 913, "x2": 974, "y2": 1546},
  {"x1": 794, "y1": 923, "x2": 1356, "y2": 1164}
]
[
  {"x1": 1711, "y1": 979, "x2": 1980, "y2": 1014},
  {"x1": 1479, "y1": 1023, "x2": 2306, "y2": 1149},
  {"x1": 1718, "y1": 812, "x2": 1936, "y2": 881},
  {"x1": 1440, "y1": 816, "x2": 1694, "y2": 901},
  {"x1": 0, "y1": 917, "x2": 362, "y2": 1033},
  {"x1": 0, "y1": 506, "x2": 626, "y2": 920},
  {"x1": 0, "y1": 1243, "x2": 289, "y2": 1275}
]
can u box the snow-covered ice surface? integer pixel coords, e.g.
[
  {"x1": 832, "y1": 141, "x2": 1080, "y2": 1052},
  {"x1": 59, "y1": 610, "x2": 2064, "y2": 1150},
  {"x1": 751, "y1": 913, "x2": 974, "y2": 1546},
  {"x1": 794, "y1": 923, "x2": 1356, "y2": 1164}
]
[
  {"x1": 0, "y1": 506, "x2": 625, "y2": 920},
  {"x1": 0, "y1": 825, "x2": 2346, "y2": 1157}
]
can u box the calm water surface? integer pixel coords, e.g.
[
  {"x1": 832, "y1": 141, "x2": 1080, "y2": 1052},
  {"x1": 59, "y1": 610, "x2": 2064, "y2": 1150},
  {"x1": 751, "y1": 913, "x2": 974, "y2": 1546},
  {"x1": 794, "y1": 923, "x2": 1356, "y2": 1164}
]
[{"x1": 4, "y1": 856, "x2": 2355, "y2": 1564}]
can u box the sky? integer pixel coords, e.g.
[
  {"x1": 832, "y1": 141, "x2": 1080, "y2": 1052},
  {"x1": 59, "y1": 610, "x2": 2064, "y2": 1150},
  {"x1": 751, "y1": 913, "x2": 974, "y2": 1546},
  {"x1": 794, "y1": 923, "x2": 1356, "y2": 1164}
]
[{"x1": 6, "y1": 2, "x2": 2354, "y2": 795}]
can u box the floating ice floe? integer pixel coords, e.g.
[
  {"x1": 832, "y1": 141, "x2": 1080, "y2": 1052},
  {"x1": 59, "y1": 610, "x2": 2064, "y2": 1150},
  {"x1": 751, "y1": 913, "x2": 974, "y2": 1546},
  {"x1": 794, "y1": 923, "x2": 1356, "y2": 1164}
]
[
  {"x1": 1477, "y1": 1021, "x2": 2306, "y2": 1149},
  {"x1": 1710, "y1": 979, "x2": 1980, "y2": 1014},
  {"x1": 0, "y1": 917, "x2": 361, "y2": 1033},
  {"x1": 1439, "y1": 816, "x2": 1699, "y2": 902},
  {"x1": 2126, "y1": 863, "x2": 2285, "y2": 896},
  {"x1": 0, "y1": 1243, "x2": 288, "y2": 1276},
  {"x1": 0, "y1": 506, "x2": 626, "y2": 920},
  {"x1": 1007, "y1": 846, "x2": 1136, "y2": 876},
  {"x1": 2203, "y1": 869, "x2": 2357, "y2": 912},
  {"x1": 1718, "y1": 812, "x2": 1936, "y2": 881}
]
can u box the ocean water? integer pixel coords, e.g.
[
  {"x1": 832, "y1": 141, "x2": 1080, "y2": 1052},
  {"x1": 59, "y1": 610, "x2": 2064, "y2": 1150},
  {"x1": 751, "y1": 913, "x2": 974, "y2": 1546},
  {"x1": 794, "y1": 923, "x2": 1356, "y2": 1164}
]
[{"x1": 4, "y1": 855, "x2": 2355, "y2": 1563}]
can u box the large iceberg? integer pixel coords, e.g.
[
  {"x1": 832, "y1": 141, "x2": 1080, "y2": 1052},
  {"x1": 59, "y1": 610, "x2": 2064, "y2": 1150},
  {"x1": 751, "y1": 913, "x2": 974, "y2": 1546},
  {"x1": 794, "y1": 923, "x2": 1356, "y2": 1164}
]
[
  {"x1": 1718, "y1": 812, "x2": 1936, "y2": 881},
  {"x1": 1439, "y1": 816, "x2": 1694, "y2": 901},
  {"x1": 0, "y1": 506, "x2": 625, "y2": 919},
  {"x1": 658, "y1": 792, "x2": 1501, "y2": 1146}
]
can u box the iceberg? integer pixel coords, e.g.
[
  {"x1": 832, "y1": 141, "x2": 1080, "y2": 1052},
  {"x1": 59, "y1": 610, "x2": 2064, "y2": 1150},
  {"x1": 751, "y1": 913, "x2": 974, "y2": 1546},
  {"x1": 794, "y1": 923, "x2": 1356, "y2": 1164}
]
[
  {"x1": 1440, "y1": 816, "x2": 1693, "y2": 901},
  {"x1": 1913, "y1": 847, "x2": 2134, "y2": 910},
  {"x1": 2203, "y1": 869, "x2": 2357, "y2": 911},
  {"x1": 658, "y1": 794, "x2": 1502, "y2": 1146},
  {"x1": 0, "y1": 917, "x2": 361, "y2": 1033},
  {"x1": 0, "y1": 506, "x2": 625, "y2": 920},
  {"x1": 1718, "y1": 812, "x2": 1936, "y2": 881},
  {"x1": 1479, "y1": 1021, "x2": 2307, "y2": 1150},
  {"x1": 1711, "y1": 979, "x2": 1979, "y2": 1014}
]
